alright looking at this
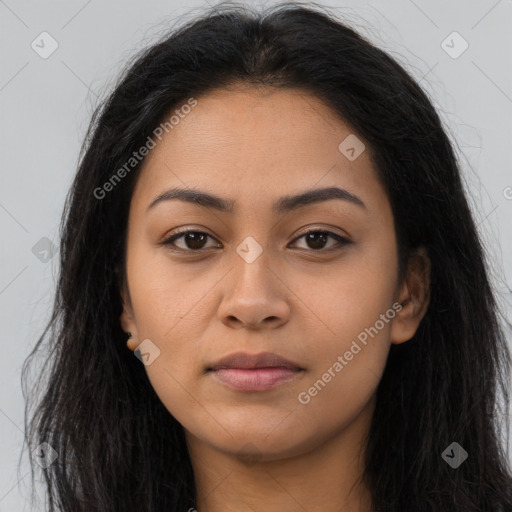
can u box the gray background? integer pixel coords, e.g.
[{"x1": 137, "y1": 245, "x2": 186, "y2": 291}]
[{"x1": 1, "y1": 0, "x2": 511, "y2": 509}]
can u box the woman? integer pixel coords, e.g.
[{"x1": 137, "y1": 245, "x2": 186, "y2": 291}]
[{"x1": 22, "y1": 2, "x2": 512, "y2": 511}]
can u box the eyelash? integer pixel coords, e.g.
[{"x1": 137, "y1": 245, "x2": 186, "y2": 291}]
[{"x1": 161, "y1": 228, "x2": 350, "y2": 253}]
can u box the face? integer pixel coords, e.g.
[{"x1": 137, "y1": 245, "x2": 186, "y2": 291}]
[{"x1": 120, "y1": 84, "x2": 429, "y2": 461}]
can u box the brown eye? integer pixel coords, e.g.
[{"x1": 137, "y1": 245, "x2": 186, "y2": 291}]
[
  {"x1": 290, "y1": 230, "x2": 350, "y2": 251},
  {"x1": 162, "y1": 230, "x2": 220, "y2": 251}
]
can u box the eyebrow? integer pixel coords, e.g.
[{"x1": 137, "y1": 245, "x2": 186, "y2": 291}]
[{"x1": 146, "y1": 186, "x2": 366, "y2": 214}]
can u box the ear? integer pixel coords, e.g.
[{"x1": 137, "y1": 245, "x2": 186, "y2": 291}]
[
  {"x1": 390, "y1": 246, "x2": 431, "y2": 345},
  {"x1": 119, "y1": 282, "x2": 139, "y2": 352}
]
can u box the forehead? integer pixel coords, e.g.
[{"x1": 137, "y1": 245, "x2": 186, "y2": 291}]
[{"x1": 130, "y1": 85, "x2": 384, "y2": 213}]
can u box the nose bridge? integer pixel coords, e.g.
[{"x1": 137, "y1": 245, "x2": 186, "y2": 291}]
[
  {"x1": 231, "y1": 234, "x2": 274, "y2": 296},
  {"x1": 217, "y1": 235, "x2": 290, "y2": 328}
]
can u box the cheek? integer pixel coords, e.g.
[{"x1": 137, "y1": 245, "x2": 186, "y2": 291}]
[
  {"x1": 125, "y1": 245, "x2": 212, "y2": 405},
  {"x1": 290, "y1": 279, "x2": 394, "y2": 448},
  {"x1": 300, "y1": 248, "x2": 397, "y2": 352},
  {"x1": 293, "y1": 237, "x2": 397, "y2": 405},
  {"x1": 295, "y1": 283, "x2": 393, "y2": 418},
  {"x1": 127, "y1": 239, "x2": 210, "y2": 338}
]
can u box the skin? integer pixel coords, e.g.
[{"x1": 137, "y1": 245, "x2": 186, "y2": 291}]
[{"x1": 120, "y1": 84, "x2": 430, "y2": 512}]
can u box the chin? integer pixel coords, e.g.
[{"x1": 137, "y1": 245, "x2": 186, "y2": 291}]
[{"x1": 190, "y1": 419, "x2": 317, "y2": 461}]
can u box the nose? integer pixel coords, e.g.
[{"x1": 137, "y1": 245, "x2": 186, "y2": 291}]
[{"x1": 217, "y1": 248, "x2": 291, "y2": 330}]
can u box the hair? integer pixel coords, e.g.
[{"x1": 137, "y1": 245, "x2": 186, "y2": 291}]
[{"x1": 21, "y1": 1, "x2": 512, "y2": 511}]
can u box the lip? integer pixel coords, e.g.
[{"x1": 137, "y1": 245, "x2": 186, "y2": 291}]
[
  {"x1": 208, "y1": 351, "x2": 303, "y2": 371},
  {"x1": 207, "y1": 351, "x2": 304, "y2": 392}
]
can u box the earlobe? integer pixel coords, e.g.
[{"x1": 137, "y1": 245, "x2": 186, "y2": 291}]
[
  {"x1": 390, "y1": 246, "x2": 431, "y2": 345},
  {"x1": 120, "y1": 308, "x2": 139, "y2": 352},
  {"x1": 119, "y1": 285, "x2": 138, "y2": 351},
  {"x1": 125, "y1": 333, "x2": 139, "y2": 352}
]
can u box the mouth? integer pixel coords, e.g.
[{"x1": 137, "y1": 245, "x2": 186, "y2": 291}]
[{"x1": 207, "y1": 351, "x2": 304, "y2": 392}]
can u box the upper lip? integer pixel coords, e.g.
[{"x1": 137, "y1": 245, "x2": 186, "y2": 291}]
[{"x1": 208, "y1": 351, "x2": 303, "y2": 371}]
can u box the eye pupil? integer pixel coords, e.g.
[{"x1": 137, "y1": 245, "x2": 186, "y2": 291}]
[
  {"x1": 306, "y1": 232, "x2": 328, "y2": 250},
  {"x1": 185, "y1": 232, "x2": 208, "y2": 249}
]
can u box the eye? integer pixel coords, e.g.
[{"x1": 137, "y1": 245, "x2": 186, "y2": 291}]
[
  {"x1": 161, "y1": 228, "x2": 350, "y2": 253},
  {"x1": 161, "y1": 230, "x2": 220, "y2": 251},
  {"x1": 289, "y1": 229, "x2": 350, "y2": 251}
]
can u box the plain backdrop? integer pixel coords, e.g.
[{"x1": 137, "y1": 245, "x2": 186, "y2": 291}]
[{"x1": 1, "y1": 0, "x2": 511, "y2": 510}]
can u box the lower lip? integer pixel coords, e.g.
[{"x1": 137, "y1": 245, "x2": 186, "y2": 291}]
[{"x1": 210, "y1": 367, "x2": 302, "y2": 392}]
